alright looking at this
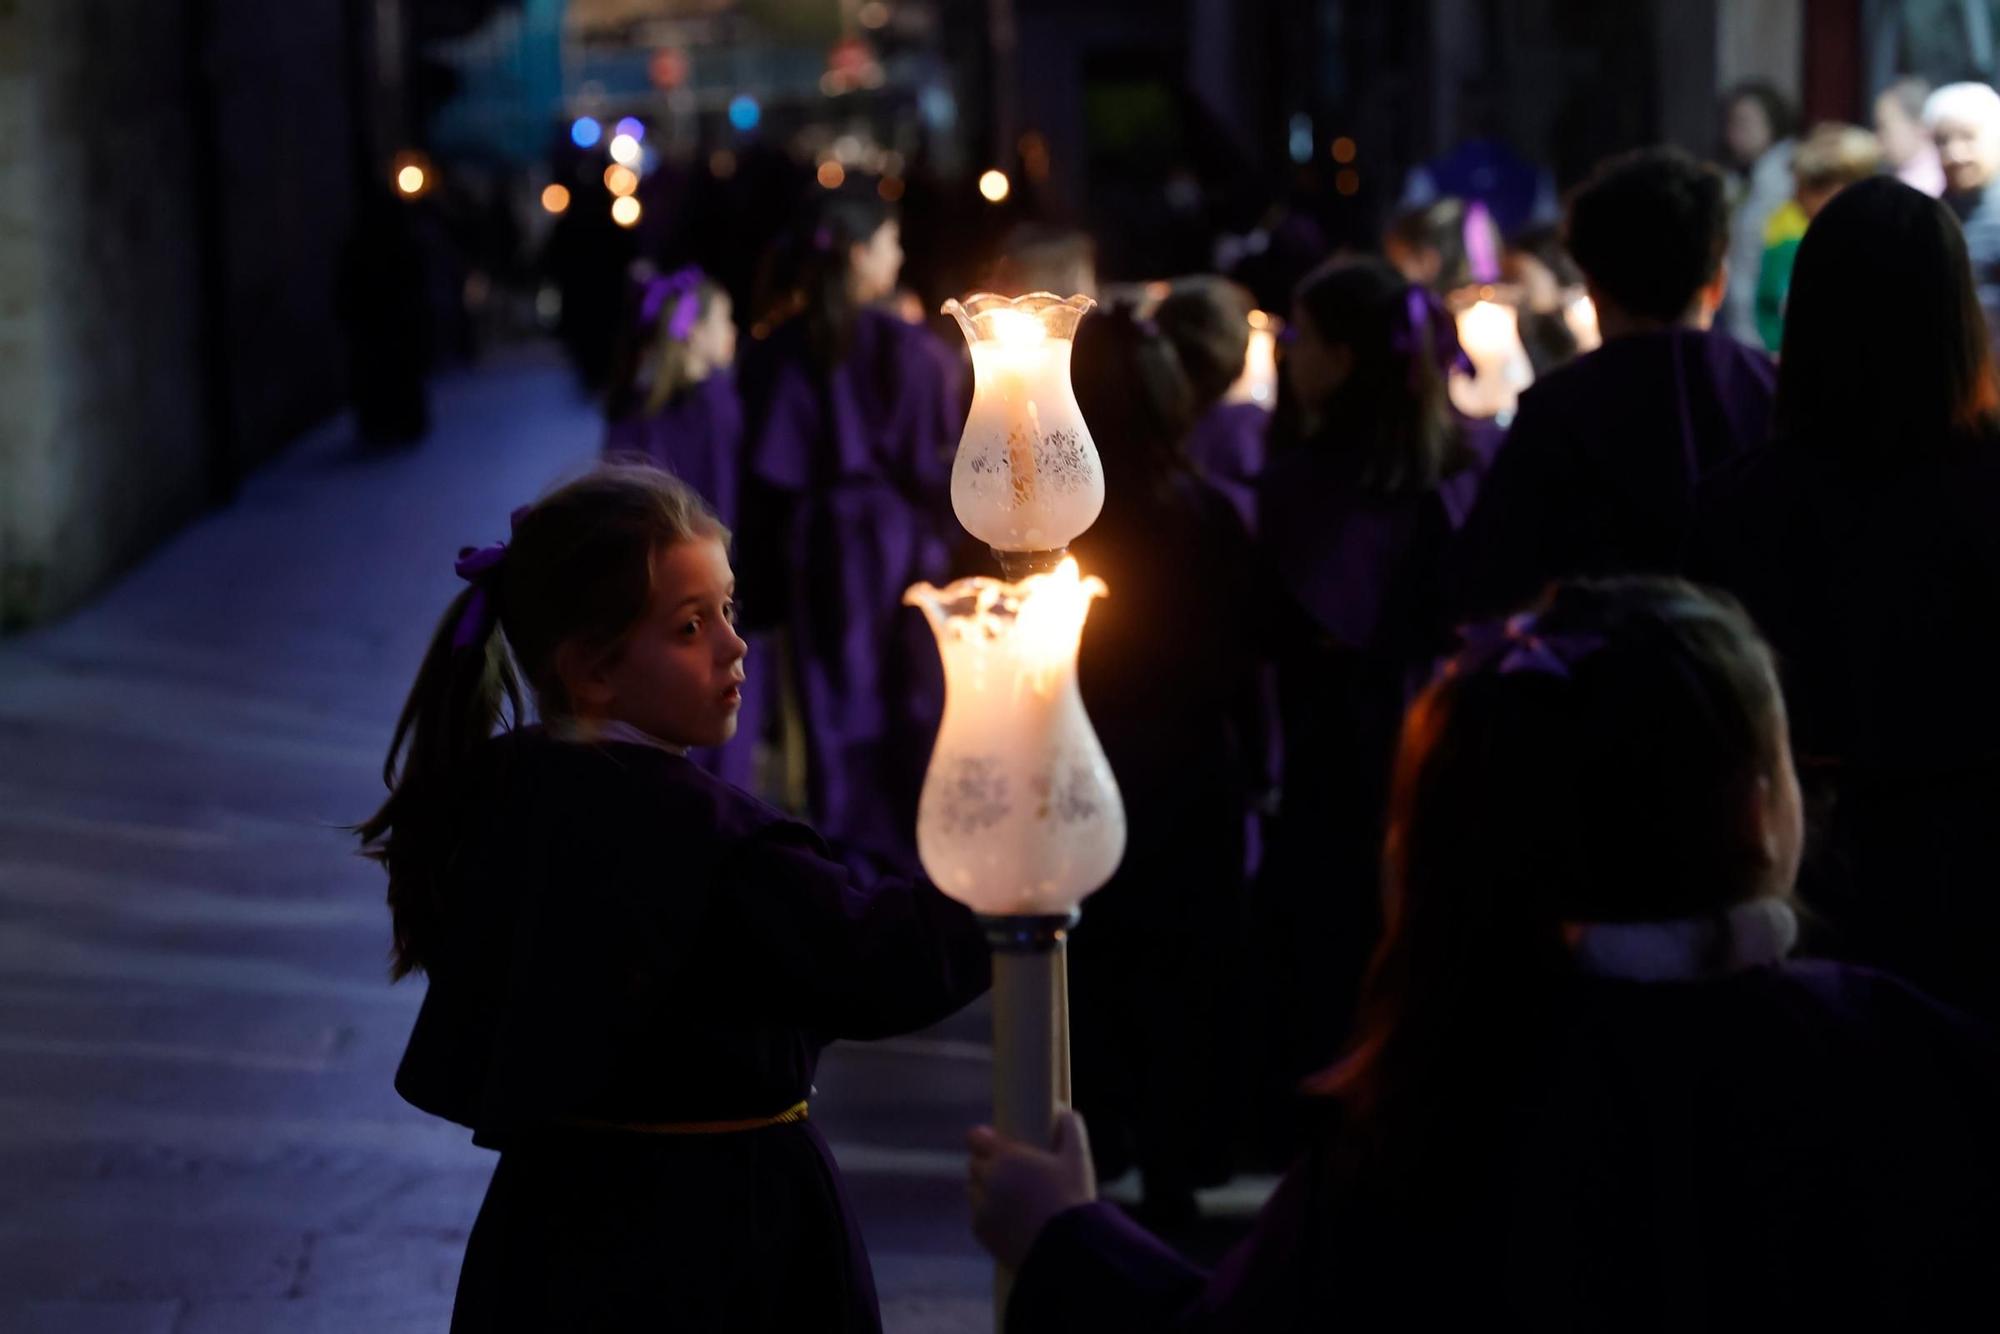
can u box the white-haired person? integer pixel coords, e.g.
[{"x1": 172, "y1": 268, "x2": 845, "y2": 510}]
[{"x1": 1926, "y1": 80, "x2": 2000, "y2": 331}]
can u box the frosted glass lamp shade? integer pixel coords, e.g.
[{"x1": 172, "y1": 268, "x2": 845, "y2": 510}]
[
  {"x1": 940, "y1": 292, "x2": 1102, "y2": 556},
  {"x1": 904, "y1": 558, "x2": 1125, "y2": 916}
]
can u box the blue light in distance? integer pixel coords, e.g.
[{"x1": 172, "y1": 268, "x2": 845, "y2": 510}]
[
  {"x1": 570, "y1": 117, "x2": 602, "y2": 149},
  {"x1": 615, "y1": 117, "x2": 645, "y2": 142},
  {"x1": 727, "y1": 95, "x2": 761, "y2": 132}
]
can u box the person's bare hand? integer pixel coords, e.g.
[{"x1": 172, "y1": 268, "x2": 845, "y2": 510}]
[{"x1": 966, "y1": 1108, "x2": 1098, "y2": 1268}]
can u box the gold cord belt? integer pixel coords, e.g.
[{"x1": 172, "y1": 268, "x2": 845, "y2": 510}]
[{"x1": 558, "y1": 1099, "x2": 809, "y2": 1136}]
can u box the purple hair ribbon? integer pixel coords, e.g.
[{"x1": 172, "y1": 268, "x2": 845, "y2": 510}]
[
  {"x1": 1465, "y1": 200, "x2": 1501, "y2": 284},
  {"x1": 1390, "y1": 285, "x2": 1474, "y2": 387},
  {"x1": 451, "y1": 541, "x2": 508, "y2": 650},
  {"x1": 1454, "y1": 611, "x2": 1605, "y2": 681},
  {"x1": 638, "y1": 265, "x2": 705, "y2": 338}
]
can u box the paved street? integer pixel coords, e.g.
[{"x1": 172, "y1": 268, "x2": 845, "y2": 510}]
[{"x1": 0, "y1": 349, "x2": 995, "y2": 1333}]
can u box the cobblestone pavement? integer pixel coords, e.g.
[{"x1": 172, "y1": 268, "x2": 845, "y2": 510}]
[{"x1": 0, "y1": 350, "x2": 992, "y2": 1333}]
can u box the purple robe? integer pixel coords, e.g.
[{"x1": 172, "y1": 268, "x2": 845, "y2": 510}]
[
  {"x1": 739, "y1": 308, "x2": 961, "y2": 870},
  {"x1": 1447, "y1": 328, "x2": 1775, "y2": 622},
  {"x1": 1247, "y1": 426, "x2": 1493, "y2": 1159},
  {"x1": 1185, "y1": 401, "x2": 1270, "y2": 534},
  {"x1": 603, "y1": 372, "x2": 765, "y2": 792},
  {"x1": 603, "y1": 370, "x2": 744, "y2": 530},
  {"x1": 398, "y1": 727, "x2": 990, "y2": 1332},
  {"x1": 1010, "y1": 963, "x2": 2000, "y2": 1331}
]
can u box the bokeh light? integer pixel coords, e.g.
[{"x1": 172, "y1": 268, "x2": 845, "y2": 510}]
[
  {"x1": 570, "y1": 117, "x2": 602, "y2": 149},
  {"x1": 610, "y1": 195, "x2": 642, "y2": 228},
  {"x1": 878, "y1": 175, "x2": 905, "y2": 201},
  {"x1": 728, "y1": 95, "x2": 761, "y2": 131},
  {"x1": 817, "y1": 160, "x2": 847, "y2": 189},
  {"x1": 608, "y1": 133, "x2": 642, "y2": 166},
  {"x1": 603, "y1": 163, "x2": 639, "y2": 196},
  {"x1": 540, "y1": 183, "x2": 571, "y2": 214},
  {"x1": 858, "y1": 0, "x2": 891, "y2": 28},
  {"x1": 395, "y1": 164, "x2": 426, "y2": 196},
  {"x1": 1336, "y1": 168, "x2": 1361, "y2": 196},
  {"x1": 614, "y1": 117, "x2": 645, "y2": 142},
  {"x1": 978, "y1": 169, "x2": 1011, "y2": 203},
  {"x1": 1331, "y1": 136, "x2": 1358, "y2": 163}
]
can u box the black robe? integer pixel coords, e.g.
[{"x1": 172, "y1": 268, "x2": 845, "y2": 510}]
[
  {"x1": 1694, "y1": 436, "x2": 2000, "y2": 1025},
  {"x1": 395, "y1": 728, "x2": 990, "y2": 1332},
  {"x1": 1449, "y1": 328, "x2": 1775, "y2": 622}
]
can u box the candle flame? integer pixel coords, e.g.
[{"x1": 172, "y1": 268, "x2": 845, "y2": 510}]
[
  {"x1": 905, "y1": 557, "x2": 1107, "y2": 698},
  {"x1": 985, "y1": 306, "x2": 1048, "y2": 350}
]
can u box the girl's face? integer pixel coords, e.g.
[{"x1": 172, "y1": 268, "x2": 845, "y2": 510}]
[
  {"x1": 849, "y1": 220, "x2": 904, "y2": 303},
  {"x1": 572, "y1": 537, "x2": 746, "y2": 749},
  {"x1": 1284, "y1": 303, "x2": 1351, "y2": 412},
  {"x1": 690, "y1": 293, "x2": 736, "y2": 372},
  {"x1": 1758, "y1": 707, "x2": 1806, "y2": 897}
]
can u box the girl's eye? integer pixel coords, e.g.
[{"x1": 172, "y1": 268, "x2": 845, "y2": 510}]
[
  {"x1": 722, "y1": 599, "x2": 740, "y2": 625},
  {"x1": 680, "y1": 618, "x2": 702, "y2": 638}
]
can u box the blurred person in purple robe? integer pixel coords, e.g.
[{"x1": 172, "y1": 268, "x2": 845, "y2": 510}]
[
  {"x1": 1876, "y1": 75, "x2": 1946, "y2": 197},
  {"x1": 359, "y1": 467, "x2": 989, "y2": 1332},
  {"x1": 1154, "y1": 276, "x2": 1267, "y2": 533},
  {"x1": 1061, "y1": 306, "x2": 1262, "y2": 1230},
  {"x1": 1382, "y1": 197, "x2": 1500, "y2": 294},
  {"x1": 1248, "y1": 257, "x2": 1491, "y2": 1163},
  {"x1": 1448, "y1": 148, "x2": 1775, "y2": 624},
  {"x1": 968, "y1": 578, "x2": 2000, "y2": 1332},
  {"x1": 603, "y1": 266, "x2": 762, "y2": 791},
  {"x1": 1694, "y1": 177, "x2": 2000, "y2": 1027},
  {"x1": 1926, "y1": 80, "x2": 2000, "y2": 334},
  {"x1": 736, "y1": 185, "x2": 960, "y2": 874}
]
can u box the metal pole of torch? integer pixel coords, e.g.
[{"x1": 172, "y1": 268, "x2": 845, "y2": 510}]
[{"x1": 981, "y1": 911, "x2": 1077, "y2": 1326}]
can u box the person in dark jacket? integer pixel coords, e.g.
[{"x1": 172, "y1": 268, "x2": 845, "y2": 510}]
[
  {"x1": 358, "y1": 466, "x2": 989, "y2": 1332},
  {"x1": 968, "y1": 579, "x2": 2000, "y2": 1333},
  {"x1": 1448, "y1": 148, "x2": 1775, "y2": 623}
]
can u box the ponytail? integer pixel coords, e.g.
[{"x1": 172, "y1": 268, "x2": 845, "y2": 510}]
[
  {"x1": 357, "y1": 576, "x2": 526, "y2": 980},
  {"x1": 754, "y1": 184, "x2": 892, "y2": 377}
]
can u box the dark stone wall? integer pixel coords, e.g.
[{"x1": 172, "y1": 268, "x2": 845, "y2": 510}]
[{"x1": 0, "y1": 0, "x2": 358, "y2": 631}]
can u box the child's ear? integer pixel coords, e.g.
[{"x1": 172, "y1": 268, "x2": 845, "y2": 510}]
[{"x1": 554, "y1": 641, "x2": 616, "y2": 714}]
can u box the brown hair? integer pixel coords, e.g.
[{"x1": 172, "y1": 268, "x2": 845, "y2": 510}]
[
  {"x1": 1153, "y1": 276, "x2": 1254, "y2": 414},
  {"x1": 1315, "y1": 578, "x2": 1788, "y2": 1186},
  {"x1": 356, "y1": 465, "x2": 727, "y2": 979},
  {"x1": 1292, "y1": 256, "x2": 1473, "y2": 498},
  {"x1": 1793, "y1": 122, "x2": 1883, "y2": 193}
]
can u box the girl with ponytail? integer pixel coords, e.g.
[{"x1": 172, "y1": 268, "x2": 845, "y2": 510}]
[
  {"x1": 735, "y1": 182, "x2": 960, "y2": 875},
  {"x1": 1250, "y1": 255, "x2": 1493, "y2": 1161},
  {"x1": 358, "y1": 464, "x2": 987, "y2": 1331}
]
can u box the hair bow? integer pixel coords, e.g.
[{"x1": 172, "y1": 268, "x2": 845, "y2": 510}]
[
  {"x1": 639, "y1": 266, "x2": 705, "y2": 340},
  {"x1": 450, "y1": 540, "x2": 508, "y2": 650},
  {"x1": 1389, "y1": 285, "x2": 1474, "y2": 387},
  {"x1": 1454, "y1": 611, "x2": 1605, "y2": 681}
]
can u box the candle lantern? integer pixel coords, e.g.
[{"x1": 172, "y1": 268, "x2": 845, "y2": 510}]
[
  {"x1": 905, "y1": 557, "x2": 1125, "y2": 1324},
  {"x1": 1451, "y1": 295, "x2": 1534, "y2": 424},
  {"x1": 941, "y1": 292, "x2": 1101, "y2": 578}
]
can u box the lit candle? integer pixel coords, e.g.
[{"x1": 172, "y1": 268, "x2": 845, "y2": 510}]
[
  {"x1": 942, "y1": 293, "x2": 1101, "y2": 566},
  {"x1": 904, "y1": 558, "x2": 1125, "y2": 916}
]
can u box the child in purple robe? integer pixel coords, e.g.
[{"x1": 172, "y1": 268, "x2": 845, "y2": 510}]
[
  {"x1": 357, "y1": 466, "x2": 989, "y2": 1333},
  {"x1": 1448, "y1": 148, "x2": 1775, "y2": 624},
  {"x1": 969, "y1": 578, "x2": 2000, "y2": 1332},
  {"x1": 1061, "y1": 306, "x2": 1262, "y2": 1229},
  {"x1": 1155, "y1": 276, "x2": 1268, "y2": 534},
  {"x1": 736, "y1": 185, "x2": 960, "y2": 875},
  {"x1": 603, "y1": 269, "x2": 763, "y2": 790},
  {"x1": 603, "y1": 266, "x2": 742, "y2": 528},
  {"x1": 1249, "y1": 256, "x2": 1488, "y2": 1161}
]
